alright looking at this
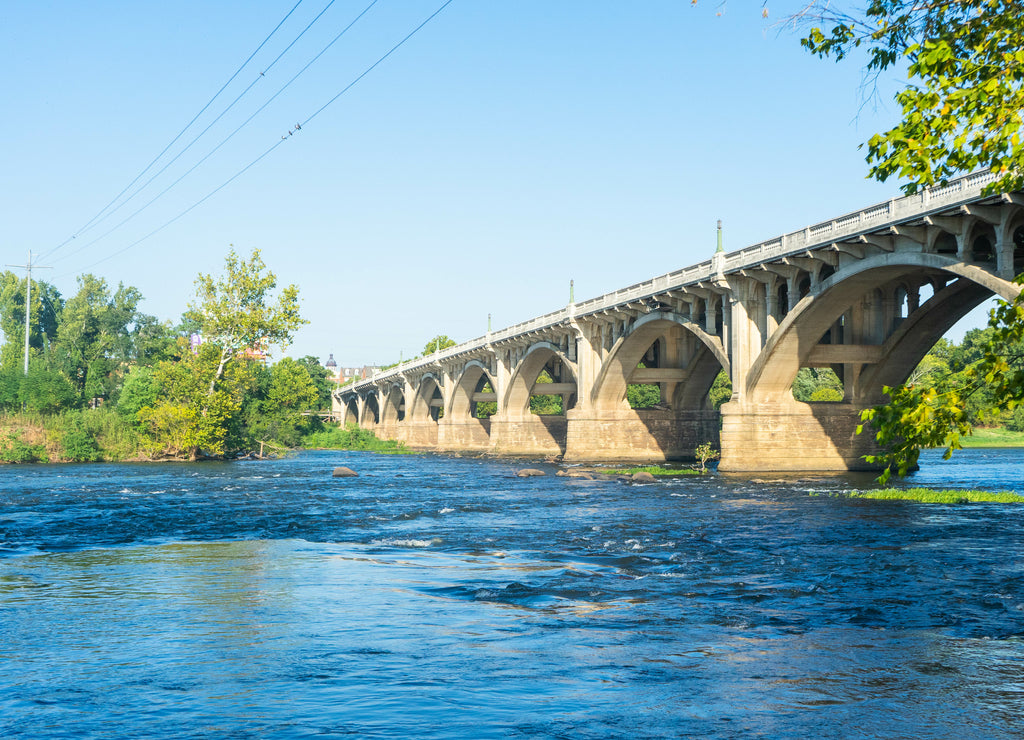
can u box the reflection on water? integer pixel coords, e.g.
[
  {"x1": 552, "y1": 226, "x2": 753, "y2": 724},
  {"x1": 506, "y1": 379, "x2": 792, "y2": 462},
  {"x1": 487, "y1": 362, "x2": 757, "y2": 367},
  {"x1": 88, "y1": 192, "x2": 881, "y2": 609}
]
[{"x1": 1, "y1": 449, "x2": 1023, "y2": 738}]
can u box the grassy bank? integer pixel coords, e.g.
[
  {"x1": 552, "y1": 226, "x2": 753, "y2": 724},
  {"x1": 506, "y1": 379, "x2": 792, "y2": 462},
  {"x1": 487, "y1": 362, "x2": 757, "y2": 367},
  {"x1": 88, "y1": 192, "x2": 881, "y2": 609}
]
[
  {"x1": 1, "y1": 410, "x2": 145, "y2": 463},
  {"x1": 959, "y1": 427, "x2": 1024, "y2": 448},
  {"x1": 850, "y1": 488, "x2": 1024, "y2": 503},
  {"x1": 604, "y1": 465, "x2": 702, "y2": 477},
  {"x1": 302, "y1": 425, "x2": 415, "y2": 454}
]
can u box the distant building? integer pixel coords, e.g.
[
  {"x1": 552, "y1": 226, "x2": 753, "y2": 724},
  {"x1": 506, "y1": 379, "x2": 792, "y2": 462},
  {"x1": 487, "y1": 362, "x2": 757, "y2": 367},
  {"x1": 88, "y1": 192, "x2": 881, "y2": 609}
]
[{"x1": 322, "y1": 354, "x2": 379, "y2": 385}]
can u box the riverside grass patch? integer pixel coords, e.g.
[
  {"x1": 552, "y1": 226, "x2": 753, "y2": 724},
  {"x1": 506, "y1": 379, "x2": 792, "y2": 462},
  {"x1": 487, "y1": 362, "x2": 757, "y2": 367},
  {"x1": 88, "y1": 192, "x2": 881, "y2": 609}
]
[
  {"x1": 302, "y1": 425, "x2": 415, "y2": 455},
  {"x1": 849, "y1": 488, "x2": 1024, "y2": 504},
  {"x1": 605, "y1": 465, "x2": 701, "y2": 477}
]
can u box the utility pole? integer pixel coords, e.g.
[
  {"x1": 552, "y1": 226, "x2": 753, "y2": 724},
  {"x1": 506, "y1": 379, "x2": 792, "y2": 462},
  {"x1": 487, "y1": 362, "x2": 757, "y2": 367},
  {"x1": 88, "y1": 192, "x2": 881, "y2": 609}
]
[{"x1": 5, "y1": 251, "x2": 52, "y2": 375}]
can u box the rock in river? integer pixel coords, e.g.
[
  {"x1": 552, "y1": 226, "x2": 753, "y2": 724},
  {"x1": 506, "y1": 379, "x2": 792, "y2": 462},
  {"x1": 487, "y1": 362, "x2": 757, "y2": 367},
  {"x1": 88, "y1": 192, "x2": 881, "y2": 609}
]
[{"x1": 516, "y1": 468, "x2": 546, "y2": 478}]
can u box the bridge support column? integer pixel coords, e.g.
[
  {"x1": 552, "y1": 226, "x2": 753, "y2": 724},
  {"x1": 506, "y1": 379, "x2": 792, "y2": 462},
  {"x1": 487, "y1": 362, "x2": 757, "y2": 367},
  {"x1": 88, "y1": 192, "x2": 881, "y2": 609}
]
[
  {"x1": 400, "y1": 421, "x2": 439, "y2": 448},
  {"x1": 718, "y1": 400, "x2": 883, "y2": 472},
  {"x1": 564, "y1": 408, "x2": 719, "y2": 463},
  {"x1": 437, "y1": 417, "x2": 491, "y2": 452},
  {"x1": 488, "y1": 415, "x2": 567, "y2": 457}
]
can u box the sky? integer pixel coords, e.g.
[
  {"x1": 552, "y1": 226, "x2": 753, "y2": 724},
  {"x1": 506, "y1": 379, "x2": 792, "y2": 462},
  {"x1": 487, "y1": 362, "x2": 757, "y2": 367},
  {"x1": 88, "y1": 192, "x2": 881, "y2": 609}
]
[{"x1": 0, "y1": 1, "x2": 995, "y2": 366}]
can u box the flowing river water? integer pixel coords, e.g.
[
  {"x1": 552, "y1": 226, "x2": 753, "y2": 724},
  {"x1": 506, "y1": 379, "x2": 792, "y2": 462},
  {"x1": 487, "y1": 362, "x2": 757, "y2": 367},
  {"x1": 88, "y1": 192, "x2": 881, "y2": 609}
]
[{"x1": 1, "y1": 448, "x2": 1023, "y2": 738}]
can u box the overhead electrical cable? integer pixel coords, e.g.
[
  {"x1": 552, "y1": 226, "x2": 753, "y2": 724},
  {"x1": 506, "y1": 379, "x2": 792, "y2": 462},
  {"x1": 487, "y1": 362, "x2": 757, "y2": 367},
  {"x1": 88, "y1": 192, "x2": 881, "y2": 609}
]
[
  {"x1": 301, "y1": 0, "x2": 454, "y2": 129},
  {"x1": 53, "y1": 0, "x2": 346, "y2": 250},
  {"x1": 63, "y1": 0, "x2": 456, "y2": 276},
  {"x1": 52, "y1": 0, "x2": 382, "y2": 266},
  {"x1": 40, "y1": 0, "x2": 305, "y2": 262}
]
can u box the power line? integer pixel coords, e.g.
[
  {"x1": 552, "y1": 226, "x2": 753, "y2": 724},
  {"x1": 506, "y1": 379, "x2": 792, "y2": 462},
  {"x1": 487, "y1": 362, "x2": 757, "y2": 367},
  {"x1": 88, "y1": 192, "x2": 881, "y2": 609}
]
[
  {"x1": 302, "y1": 0, "x2": 454, "y2": 129},
  {"x1": 50, "y1": 0, "x2": 382, "y2": 267},
  {"x1": 40, "y1": 0, "x2": 306, "y2": 263},
  {"x1": 64, "y1": 0, "x2": 455, "y2": 276},
  {"x1": 48, "y1": 0, "x2": 348, "y2": 257}
]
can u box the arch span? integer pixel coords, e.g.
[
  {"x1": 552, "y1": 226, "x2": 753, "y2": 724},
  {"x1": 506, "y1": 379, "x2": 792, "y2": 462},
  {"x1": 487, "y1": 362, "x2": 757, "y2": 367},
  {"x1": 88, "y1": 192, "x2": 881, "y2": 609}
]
[
  {"x1": 721, "y1": 252, "x2": 1021, "y2": 472},
  {"x1": 590, "y1": 311, "x2": 729, "y2": 412},
  {"x1": 380, "y1": 384, "x2": 405, "y2": 425},
  {"x1": 449, "y1": 361, "x2": 497, "y2": 420},
  {"x1": 502, "y1": 342, "x2": 577, "y2": 419},
  {"x1": 439, "y1": 361, "x2": 496, "y2": 452},
  {"x1": 746, "y1": 252, "x2": 1019, "y2": 405}
]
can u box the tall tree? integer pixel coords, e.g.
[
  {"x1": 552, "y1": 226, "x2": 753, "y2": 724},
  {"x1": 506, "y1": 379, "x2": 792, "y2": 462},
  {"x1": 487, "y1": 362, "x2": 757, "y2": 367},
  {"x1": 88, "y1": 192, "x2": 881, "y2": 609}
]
[
  {"x1": 422, "y1": 334, "x2": 457, "y2": 355},
  {"x1": 144, "y1": 248, "x2": 305, "y2": 460},
  {"x1": 53, "y1": 275, "x2": 143, "y2": 403},
  {"x1": 183, "y1": 248, "x2": 305, "y2": 388},
  {"x1": 295, "y1": 355, "x2": 334, "y2": 411}
]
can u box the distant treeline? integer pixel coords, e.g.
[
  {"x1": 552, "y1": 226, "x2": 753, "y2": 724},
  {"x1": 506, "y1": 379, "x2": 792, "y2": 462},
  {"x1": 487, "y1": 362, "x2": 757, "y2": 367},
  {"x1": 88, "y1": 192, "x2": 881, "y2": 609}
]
[{"x1": 0, "y1": 249, "x2": 335, "y2": 462}]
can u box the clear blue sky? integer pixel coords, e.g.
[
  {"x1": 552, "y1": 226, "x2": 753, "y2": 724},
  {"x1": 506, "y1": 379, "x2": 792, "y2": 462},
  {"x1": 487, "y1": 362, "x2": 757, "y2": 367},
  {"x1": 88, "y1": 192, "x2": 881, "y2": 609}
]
[{"x1": 0, "y1": 1, "x2": 992, "y2": 365}]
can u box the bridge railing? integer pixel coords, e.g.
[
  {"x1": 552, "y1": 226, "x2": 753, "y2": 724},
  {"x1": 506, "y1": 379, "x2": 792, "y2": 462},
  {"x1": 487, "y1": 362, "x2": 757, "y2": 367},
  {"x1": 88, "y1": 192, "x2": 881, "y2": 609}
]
[{"x1": 339, "y1": 170, "x2": 1000, "y2": 396}]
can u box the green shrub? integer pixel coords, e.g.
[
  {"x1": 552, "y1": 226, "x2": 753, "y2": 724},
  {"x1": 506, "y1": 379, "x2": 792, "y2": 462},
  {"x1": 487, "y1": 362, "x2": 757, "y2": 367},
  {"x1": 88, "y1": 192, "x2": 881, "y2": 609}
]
[
  {"x1": 303, "y1": 424, "x2": 413, "y2": 454},
  {"x1": 809, "y1": 387, "x2": 844, "y2": 402},
  {"x1": 0, "y1": 433, "x2": 45, "y2": 463},
  {"x1": 59, "y1": 420, "x2": 101, "y2": 462},
  {"x1": 1006, "y1": 405, "x2": 1024, "y2": 432}
]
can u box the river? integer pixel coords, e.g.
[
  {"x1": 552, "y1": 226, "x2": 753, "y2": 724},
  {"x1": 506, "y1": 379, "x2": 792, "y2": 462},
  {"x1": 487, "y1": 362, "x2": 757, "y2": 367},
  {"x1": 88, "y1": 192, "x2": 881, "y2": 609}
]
[{"x1": 1, "y1": 449, "x2": 1022, "y2": 738}]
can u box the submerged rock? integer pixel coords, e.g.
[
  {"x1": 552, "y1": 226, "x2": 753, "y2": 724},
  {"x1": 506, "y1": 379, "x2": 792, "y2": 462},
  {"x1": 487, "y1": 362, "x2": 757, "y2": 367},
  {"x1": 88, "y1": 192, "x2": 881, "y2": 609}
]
[
  {"x1": 631, "y1": 471, "x2": 657, "y2": 483},
  {"x1": 332, "y1": 466, "x2": 358, "y2": 478},
  {"x1": 516, "y1": 468, "x2": 546, "y2": 478},
  {"x1": 566, "y1": 470, "x2": 595, "y2": 480}
]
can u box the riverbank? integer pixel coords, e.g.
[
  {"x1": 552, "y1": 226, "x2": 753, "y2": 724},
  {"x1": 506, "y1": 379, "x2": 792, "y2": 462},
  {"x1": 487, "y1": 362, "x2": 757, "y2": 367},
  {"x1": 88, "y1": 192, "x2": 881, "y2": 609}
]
[{"x1": 960, "y1": 427, "x2": 1024, "y2": 447}]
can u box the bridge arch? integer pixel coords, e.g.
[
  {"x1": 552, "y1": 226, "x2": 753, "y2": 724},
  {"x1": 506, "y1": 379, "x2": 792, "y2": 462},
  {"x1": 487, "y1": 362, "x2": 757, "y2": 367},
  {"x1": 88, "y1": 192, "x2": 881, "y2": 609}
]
[
  {"x1": 745, "y1": 252, "x2": 1020, "y2": 405},
  {"x1": 380, "y1": 384, "x2": 405, "y2": 424},
  {"x1": 360, "y1": 393, "x2": 380, "y2": 426},
  {"x1": 449, "y1": 360, "x2": 497, "y2": 420},
  {"x1": 590, "y1": 311, "x2": 729, "y2": 412},
  {"x1": 503, "y1": 342, "x2": 577, "y2": 419},
  {"x1": 343, "y1": 397, "x2": 359, "y2": 426},
  {"x1": 1000, "y1": 212, "x2": 1024, "y2": 274},
  {"x1": 409, "y1": 373, "x2": 444, "y2": 422}
]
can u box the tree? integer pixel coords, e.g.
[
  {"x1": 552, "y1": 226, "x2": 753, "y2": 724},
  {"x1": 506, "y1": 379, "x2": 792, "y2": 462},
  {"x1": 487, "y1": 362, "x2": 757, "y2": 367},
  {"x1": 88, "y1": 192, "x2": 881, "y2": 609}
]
[
  {"x1": 140, "y1": 339, "x2": 250, "y2": 459},
  {"x1": 800, "y1": 0, "x2": 1024, "y2": 196},
  {"x1": 243, "y1": 358, "x2": 321, "y2": 448},
  {"x1": 295, "y1": 355, "x2": 334, "y2": 411},
  {"x1": 422, "y1": 334, "x2": 456, "y2": 355},
  {"x1": 144, "y1": 248, "x2": 306, "y2": 460},
  {"x1": 695, "y1": 441, "x2": 720, "y2": 473},
  {"x1": 53, "y1": 275, "x2": 144, "y2": 405},
  {"x1": 183, "y1": 248, "x2": 306, "y2": 389},
  {"x1": 708, "y1": 370, "x2": 732, "y2": 409},
  {"x1": 792, "y1": 368, "x2": 844, "y2": 402}
]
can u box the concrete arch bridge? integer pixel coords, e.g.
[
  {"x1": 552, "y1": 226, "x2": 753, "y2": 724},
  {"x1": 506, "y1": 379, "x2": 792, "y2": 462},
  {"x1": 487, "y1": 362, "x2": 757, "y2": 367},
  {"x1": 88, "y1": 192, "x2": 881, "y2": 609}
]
[{"x1": 335, "y1": 171, "x2": 1024, "y2": 471}]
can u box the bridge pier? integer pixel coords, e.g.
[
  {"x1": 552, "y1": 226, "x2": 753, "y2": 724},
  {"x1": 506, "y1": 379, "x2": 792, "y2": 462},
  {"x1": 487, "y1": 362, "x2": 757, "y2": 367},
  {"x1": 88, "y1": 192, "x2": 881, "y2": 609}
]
[
  {"x1": 564, "y1": 408, "x2": 719, "y2": 463},
  {"x1": 718, "y1": 400, "x2": 882, "y2": 472},
  {"x1": 437, "y1": 417, "x2": 491, "y2": 452},
  {"x1": 400, "y1": 420, "x2": 439, "y2": 449},
  {"x1": 489, "y1": 415, "x2": 566, "y2": 457}
]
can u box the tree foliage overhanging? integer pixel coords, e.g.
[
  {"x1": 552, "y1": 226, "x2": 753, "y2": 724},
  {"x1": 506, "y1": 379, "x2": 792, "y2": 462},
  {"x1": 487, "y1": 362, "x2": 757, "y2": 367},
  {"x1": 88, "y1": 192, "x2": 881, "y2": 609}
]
[
  {"x1": 786, "y1": 1, "x2": 1024, "y2": 476},
  {"x1": 800, "y1": 0, "x2": 1024, "y2": 196}
]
